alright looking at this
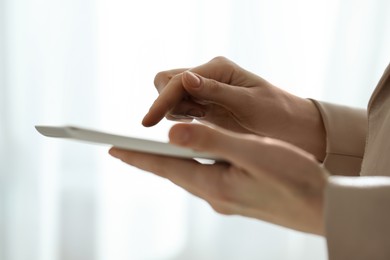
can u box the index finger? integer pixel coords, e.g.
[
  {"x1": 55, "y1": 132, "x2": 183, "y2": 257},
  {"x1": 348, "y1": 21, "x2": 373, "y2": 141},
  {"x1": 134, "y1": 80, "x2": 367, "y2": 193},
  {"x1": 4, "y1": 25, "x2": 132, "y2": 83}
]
[
  {"x1": 154, "y1": 68, "x2": 187, "y2": 93},
  {"x1": 142, "y1": 72, "x2": 187, "y2": 127},
  {"x1": 142, "y1": 57, "x2": 237, "y2": 127}
]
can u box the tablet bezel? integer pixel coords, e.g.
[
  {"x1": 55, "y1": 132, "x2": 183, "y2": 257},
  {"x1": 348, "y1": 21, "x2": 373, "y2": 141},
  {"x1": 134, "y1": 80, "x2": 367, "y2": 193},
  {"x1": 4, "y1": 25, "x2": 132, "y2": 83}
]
[{"x1": 35, "y1": 125, "x2": 221, "y2": 161}]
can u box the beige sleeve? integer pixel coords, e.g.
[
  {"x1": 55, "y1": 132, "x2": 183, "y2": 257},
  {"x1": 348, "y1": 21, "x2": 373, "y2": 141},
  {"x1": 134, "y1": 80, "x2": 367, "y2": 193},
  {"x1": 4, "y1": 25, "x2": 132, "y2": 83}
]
[
  {"x1": 310, "y1": 100, "x2": 367, "y2": 176},
  {"x1": 325, "y1": 176, "x2": 390, "y2": 259}
]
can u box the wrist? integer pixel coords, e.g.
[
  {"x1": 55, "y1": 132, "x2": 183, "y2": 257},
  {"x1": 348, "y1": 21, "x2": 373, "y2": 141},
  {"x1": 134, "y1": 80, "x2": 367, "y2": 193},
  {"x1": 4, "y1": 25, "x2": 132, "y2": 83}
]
[{"x1": 282, "y1": 96, "x2": 327, "y2": 162}]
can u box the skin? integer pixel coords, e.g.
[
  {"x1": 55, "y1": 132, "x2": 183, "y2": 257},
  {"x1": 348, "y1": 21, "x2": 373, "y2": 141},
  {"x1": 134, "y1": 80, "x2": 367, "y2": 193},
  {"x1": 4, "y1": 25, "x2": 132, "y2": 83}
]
[
  {"x1": 109, "y1": 57, "x2": 330, "y2": 235},
  {"x1": 143, "y1": 56, "x2": 326, "y2": 162}
]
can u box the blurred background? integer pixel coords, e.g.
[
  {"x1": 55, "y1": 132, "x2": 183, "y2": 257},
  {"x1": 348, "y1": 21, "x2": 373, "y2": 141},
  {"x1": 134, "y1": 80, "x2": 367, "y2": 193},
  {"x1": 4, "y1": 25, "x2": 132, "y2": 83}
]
[{"x1": 1, "y1": 0, "x2": 390, "y2": 259}]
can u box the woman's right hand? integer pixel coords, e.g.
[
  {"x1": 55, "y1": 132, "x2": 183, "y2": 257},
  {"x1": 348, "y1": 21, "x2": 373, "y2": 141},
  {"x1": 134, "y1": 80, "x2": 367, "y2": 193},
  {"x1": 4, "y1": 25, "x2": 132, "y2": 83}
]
[{"x1": 142, "y1": 57, "x2": 326, "y2": 161}]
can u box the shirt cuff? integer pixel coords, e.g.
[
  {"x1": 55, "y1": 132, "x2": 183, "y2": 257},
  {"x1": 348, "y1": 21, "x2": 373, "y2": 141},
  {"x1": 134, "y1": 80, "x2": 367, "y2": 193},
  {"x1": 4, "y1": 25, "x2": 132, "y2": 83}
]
[
  {"x1": 310, "y1": 100, "x2": 367, "y2": 176},
  {"x1": 325, "y1": 176, "x2": 390, "y2": 259}
]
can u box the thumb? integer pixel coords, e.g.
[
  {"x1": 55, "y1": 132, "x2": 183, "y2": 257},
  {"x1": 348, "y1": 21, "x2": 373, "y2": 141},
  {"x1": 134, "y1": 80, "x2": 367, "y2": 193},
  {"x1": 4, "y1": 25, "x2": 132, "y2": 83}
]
[
  {"x1": 169, "y1": 123, "x2": 255, "y2": 165},
  {"x1": 182, "y1": 71, "x2": 248, "y2": 111}
]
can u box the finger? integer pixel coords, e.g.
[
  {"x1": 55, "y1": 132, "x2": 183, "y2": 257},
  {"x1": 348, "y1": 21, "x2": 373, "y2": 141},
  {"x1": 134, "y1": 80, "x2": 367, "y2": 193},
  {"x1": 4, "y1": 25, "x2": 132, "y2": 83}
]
[
  {"x1": 165, "y1": 114, "x2": 194, "y2": 123},
  {"x1": 108, "y1": 147, "x2": 230, "y2": 201},
  {"x1": 142, "y1": 57, "x2": 238, "y2": 127},
  {"x1": 142, "y1": 73, "x2": 184, "y2": 127},
  {"x1": 168, "y1": 99, "x2": 206, "y2": 119},
  {"x1": 154, "y1": 74, "x2": 208, "y2": 122},
  {"x1": 143, "y1": 71, "x2": 244, "y2": 127},
  {"x1": 165, "y1": 99, "x2": 249, "y2": 134},
  {"x1": 168, "y1": 123, "x2": 260, "y2": 166},
  {"x1": 154, "y1": 68, "x2": 188, "y2": 93},
  {"x1": 181, "y1": 71, "x2": 250, "y2": 112}
]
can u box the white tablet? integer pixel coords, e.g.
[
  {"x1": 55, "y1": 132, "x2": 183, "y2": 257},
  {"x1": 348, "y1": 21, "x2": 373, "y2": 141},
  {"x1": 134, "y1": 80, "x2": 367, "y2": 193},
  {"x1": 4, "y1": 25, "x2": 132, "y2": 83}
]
[{"x1": 35, "y1": 125, "x2": 221, "y2": 161}]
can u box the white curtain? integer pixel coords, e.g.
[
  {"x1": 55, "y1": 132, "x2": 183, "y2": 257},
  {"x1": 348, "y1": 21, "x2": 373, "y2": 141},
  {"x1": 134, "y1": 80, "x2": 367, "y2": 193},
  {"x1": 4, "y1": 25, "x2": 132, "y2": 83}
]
[{"x1": 1, "y1": 0, "x2": 389, "y2": 259}]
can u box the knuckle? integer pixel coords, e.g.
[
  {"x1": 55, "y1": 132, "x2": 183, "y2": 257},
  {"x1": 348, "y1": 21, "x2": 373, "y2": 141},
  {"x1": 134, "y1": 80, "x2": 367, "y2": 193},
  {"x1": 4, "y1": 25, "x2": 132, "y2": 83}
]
[
  {"x1": 210, "y1": 56, "x2": 234, "y2": 69},
  {"x1": 154, "y1": 71, "x2": 170, "y2": 88},
  {"x1": 204, "y1": 79, "x2": 222, "y2": 94},
  {"x1": 210, "y1": 203, "x2": 234, "y2": 215},
  {"x1": 154, "y1": 71, "x2": 182, "y2": 92},
  {"x1": 209, "y1": 57, "x2": 237, "y2": 81},
  {"x1": 171, "y1": 73, "x2": 183, "y2": 82},
  {"x1": 210, "y1": 56, "x2": 229, "y2": 64},
  {"x1": 169, "y1": 73, "x2": 184, "y2": 87},
  {"x1": 206, "y1": 176, "x2": 236, "y2": 205},
  {"x1": 201, "y1": 166, "x2": 241, "y2": 216}
]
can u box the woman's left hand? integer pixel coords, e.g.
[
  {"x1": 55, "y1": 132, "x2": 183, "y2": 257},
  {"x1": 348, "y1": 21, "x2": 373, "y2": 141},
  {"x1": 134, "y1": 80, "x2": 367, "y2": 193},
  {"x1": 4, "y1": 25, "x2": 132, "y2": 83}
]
[{"x1": 109, "y1": 123, "x2": 329, "y2": 235}]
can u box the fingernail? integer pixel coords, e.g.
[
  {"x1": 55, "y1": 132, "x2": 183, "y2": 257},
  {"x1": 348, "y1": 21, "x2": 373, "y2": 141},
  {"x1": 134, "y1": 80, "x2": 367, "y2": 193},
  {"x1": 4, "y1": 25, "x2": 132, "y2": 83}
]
[
  {"x1": 184, "y1": 71, "x2": 201, "y2": 88},
  {"x1": 170, "y1": 114, "x2": 190, "y2": 119},
  {"x1": 186, "y1": 109, "x2": 205, "y2": 118},
  {"x1": 170, "y1": 127, "x2": 190, "y2": 145},
  {"x1": 109, "y1": 148, "x2": 121, "y2": 158}
]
